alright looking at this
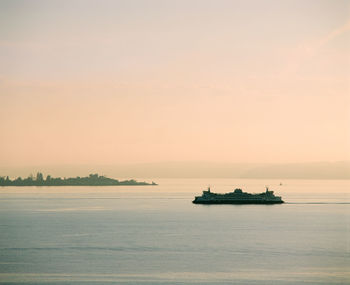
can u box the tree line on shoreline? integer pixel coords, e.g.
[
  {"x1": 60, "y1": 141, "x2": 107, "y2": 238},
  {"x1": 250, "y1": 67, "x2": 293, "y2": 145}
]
[{"x1": 0, "y1": 173, "x2": 157, "y2": 186}]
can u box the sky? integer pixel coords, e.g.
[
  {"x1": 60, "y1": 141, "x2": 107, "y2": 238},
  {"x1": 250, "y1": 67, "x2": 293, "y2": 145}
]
[{"x1": 0, "y1": 0, "x2": 349, "y2": 167}]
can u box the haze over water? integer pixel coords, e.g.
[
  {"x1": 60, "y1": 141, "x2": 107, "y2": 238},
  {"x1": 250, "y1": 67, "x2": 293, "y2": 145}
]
[{"x1": 0, "y1": 179, "x2": 349, "y2": 284}]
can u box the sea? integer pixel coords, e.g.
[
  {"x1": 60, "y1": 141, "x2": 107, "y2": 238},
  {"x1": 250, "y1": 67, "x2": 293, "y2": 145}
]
[{"x1": 0, "y1": 179, "x2": 349, "y2": 284}]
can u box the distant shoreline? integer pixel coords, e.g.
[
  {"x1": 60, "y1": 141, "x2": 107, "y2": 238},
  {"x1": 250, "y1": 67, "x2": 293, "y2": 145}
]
[{"x1": 0, "y1": 173, "x2": 157, "y2": 187}]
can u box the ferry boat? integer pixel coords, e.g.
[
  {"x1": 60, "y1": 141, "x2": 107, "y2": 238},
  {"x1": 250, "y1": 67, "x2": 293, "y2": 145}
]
[{"x1": 193, "y1": 187, "x2": 284, "y2": 204}]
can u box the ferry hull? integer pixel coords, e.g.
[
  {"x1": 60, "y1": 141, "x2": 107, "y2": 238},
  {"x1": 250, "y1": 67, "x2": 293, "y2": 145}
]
[{"x1": 192, "y1": 199, "x2": 284, "y2": 204}]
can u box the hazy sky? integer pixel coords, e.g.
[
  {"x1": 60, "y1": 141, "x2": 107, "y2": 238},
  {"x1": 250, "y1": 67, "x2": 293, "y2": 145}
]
[{"x1": 1, "y1": 0, "x2": 349, "y2": 166}]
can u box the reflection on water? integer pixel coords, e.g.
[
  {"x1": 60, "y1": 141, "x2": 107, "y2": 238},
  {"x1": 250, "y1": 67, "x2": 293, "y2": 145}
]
[{"x1": 0, "y1": 179, "x2": 349, "y2": 284}]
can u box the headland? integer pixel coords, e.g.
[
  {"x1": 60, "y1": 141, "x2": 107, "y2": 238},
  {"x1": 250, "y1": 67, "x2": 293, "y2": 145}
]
[{"x1": 0, "y1": 173, "x2": 157, "y2": 186}]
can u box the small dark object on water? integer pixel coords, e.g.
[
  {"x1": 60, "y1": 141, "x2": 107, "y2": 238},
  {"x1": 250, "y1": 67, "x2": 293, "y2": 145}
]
[{"x1": 193, "y1": 187, "x2": 284, "y2": 204}]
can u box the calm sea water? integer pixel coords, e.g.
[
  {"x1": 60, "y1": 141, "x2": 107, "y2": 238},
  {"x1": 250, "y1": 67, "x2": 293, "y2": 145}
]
[{"x1": 0, "y1": 179, "x2": 349, "y2": 284}]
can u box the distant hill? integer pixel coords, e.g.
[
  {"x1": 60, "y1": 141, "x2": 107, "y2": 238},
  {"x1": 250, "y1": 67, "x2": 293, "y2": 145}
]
[
  {"x1": 239, "y1": 161, "x2": 350, "y2": 179},
  {"x1": 1, "y1": 161, "x2": 349, "y2": 180}
]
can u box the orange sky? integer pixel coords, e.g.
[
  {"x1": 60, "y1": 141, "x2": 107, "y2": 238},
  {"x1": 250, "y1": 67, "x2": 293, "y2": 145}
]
[{"x1": 0, "y1": 0, "x2": 349, "y2": 166}]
